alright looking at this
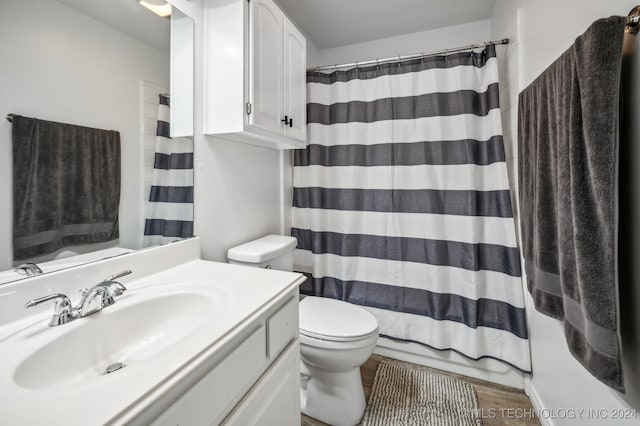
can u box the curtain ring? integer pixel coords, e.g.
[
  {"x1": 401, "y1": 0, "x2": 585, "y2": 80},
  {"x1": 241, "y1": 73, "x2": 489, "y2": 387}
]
[
  {"x1": 421, "y1": 52, "x2": 425, "y2": 63},
  {"x1": 376, "y1": 58, "x2": 380, "y2": 69},
  {"x1": 445, "y1": 49, "x2": 448, "y2": 60},
  {"x1": 397, "y1": 55, "x2": 401, "y2": 66}
]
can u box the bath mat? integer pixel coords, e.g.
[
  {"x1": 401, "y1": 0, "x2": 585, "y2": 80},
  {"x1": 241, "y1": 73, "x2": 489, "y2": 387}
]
[{"x1": 362, "y1": 362, "x2": 482, "y2": 426}]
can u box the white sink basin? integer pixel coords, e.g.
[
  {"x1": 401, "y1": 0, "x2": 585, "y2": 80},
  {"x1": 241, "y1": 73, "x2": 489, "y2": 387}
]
[{"x1": 14, "y1": 291, "x2": 214, "y2": 390}]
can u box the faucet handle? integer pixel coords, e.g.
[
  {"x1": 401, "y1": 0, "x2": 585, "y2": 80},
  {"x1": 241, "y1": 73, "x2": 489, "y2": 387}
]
[
  {"x1": 25, "y1": 293, "x2": 70, "y2": 310},
  {"x1": 15, "y1": 263, "x2": 43, "y2": 277},
  {"x1": 103, "y1": 270, "x2": 131, "y2": 282},
  {"x1": 106, "y1": 281, "x2": 127, "y2": 296},
  {"x1": 98, "y1": 282, "x2": 127, "y2": 308},
  {"x1": 25, "y1": 294, "x2": 75, "y2": 326}
]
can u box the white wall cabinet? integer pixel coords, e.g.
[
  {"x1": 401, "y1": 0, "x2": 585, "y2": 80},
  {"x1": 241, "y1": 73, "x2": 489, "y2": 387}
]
[
  {"x1": 205, "y1": 0, "x2": 307, "y2": 149},
  {"x1": 283, "y1": 19, "x2": 307, "y2": 143}
]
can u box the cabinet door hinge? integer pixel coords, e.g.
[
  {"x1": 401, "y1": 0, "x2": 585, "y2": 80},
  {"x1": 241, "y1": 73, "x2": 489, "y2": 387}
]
[{"x1": 246, "y1": 102, "x2": 252, "y2": 115}]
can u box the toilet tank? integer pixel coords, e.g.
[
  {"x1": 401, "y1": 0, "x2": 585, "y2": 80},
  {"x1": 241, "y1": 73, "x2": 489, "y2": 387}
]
[{"x1": 227, "y1": 235, "x2": 297, "y2": 271}]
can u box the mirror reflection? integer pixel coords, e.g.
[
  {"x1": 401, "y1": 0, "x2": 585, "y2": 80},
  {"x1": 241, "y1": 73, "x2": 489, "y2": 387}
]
[{"x1": 0, "y1": 0, "x2": 194, "y2": 284}]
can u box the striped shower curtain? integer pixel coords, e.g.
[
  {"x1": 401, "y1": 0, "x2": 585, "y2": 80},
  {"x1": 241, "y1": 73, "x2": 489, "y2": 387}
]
[
  {"x1": 143, "y1": 94, "x2": 194, "y2": 246},
  {"x1": 292, "y1": 45, "x2": 530, "y2": 372}
]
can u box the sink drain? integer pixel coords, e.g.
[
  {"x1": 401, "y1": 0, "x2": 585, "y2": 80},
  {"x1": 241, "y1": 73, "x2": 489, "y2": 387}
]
[{"x1": 104, "y1": 362, "x2": 125, "y2": 374}]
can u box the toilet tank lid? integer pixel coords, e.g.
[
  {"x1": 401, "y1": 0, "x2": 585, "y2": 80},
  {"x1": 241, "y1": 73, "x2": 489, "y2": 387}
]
[{"x1": 227, "y1": 235, "x2": 297, "y2": 263}]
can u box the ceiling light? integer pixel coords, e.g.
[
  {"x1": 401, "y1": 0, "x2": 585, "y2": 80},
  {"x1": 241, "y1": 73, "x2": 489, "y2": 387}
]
[{"x1": 138, "y1": 0, "x2": 172, "y2": 18}]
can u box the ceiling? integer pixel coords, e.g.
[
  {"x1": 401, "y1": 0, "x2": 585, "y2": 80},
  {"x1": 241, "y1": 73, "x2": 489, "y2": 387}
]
[
  {"x1": 276, "y1": 0, "x2": 497, "y2": 49},
  {"x1": 57, "y1": 0, "x2": 170, "y2": 53},
  {"x1": 56, "y1": 0, "x2": 497, "y2": 54}
]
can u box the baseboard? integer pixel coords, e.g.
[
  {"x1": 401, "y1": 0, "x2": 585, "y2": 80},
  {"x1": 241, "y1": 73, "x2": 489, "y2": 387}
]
[{"x1": 523, "y1": 378, "x2": 552, "y2": 426}]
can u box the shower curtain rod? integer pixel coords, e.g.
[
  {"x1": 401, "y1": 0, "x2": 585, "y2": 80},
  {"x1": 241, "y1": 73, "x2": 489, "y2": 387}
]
[
  {"x1": 309, "y1": 38, "x2": 509, "y2": 72},
  {"x1": 310, "y1": 14, "x2": 640, "y2": 73}
]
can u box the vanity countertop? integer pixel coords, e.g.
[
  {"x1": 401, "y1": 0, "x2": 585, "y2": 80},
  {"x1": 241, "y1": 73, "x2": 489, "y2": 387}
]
[{"x1": 0, "y1": 258, "x2": 303, "y2": 425}]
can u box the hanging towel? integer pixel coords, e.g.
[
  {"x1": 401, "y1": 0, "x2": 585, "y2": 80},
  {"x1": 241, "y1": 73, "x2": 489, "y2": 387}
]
[
  {"x1": 12, "y1": 115, "x2": 121, "y2": 260},
  {"x1": 518, "y1": 17, "x2": 626, "y2": 391}
]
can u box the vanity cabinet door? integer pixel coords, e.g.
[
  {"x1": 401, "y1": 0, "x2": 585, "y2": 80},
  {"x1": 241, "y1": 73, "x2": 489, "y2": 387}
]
[
  {"x1": 222, "y1": 341, "x2": 301, "y2": 426},
  {"x1": 283, "y1": 19, "x2": 307, "y2": 143},
  {"x1": 249, "y1": 0, "x2": 284, "y2": 136},
  {"x1": 149, "y1": 326, "x2": 268, "y2": 426}
]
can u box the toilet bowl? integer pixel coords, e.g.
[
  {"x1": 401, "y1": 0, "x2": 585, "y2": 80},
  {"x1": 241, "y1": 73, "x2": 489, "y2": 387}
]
[
  {"x1": 299, "y1": 296, "x2": 378, "y2": 426},
  {"x1": 227, "y1": 235, "x2": 379, "y2": 426}
]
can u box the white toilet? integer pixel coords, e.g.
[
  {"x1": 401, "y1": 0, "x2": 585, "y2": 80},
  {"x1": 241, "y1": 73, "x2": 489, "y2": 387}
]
[{"x1": 228, "y1": 235, "x2": 379, "y2": 426}]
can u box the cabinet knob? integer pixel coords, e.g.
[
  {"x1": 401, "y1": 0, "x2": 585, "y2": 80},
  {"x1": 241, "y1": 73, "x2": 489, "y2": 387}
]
[
  {"x1": 289, "y1": 117, "x2": 293, "y2": 128},
  {"x1": 281, "y1": 115, "x2": 290, "y2": 125}
]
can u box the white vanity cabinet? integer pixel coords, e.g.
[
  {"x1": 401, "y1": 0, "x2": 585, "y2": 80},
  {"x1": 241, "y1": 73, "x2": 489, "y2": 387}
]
[
  {"x1": 222, "y1": 342, "x2": 300, "y2": 426},
  {"x1": 205, "y1": 0, "x2": 307, "y2": 149},
  {"x1": 148, "y1": 294, "x2": 301, "y2": 426},
  {"x1": 0, "y1": 241, "x2": 305, "y2": 426}
]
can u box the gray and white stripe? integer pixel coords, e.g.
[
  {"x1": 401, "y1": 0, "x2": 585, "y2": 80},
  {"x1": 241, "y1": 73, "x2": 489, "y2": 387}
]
[
  {"x1": 293, "y1": 45, "x2": 530, "y2": 372},
  {"x1": 143, "y1": 94, "x2": 194, "y2": 245}
]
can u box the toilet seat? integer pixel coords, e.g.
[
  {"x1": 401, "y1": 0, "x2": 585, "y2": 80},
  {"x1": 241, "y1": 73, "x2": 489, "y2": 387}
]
[
  {"x1": 299, "y1": 296, "x2": 379, "y2": 342},
  {"x1": 300, "y1": 328, "x2": 379, "y2": 350}
]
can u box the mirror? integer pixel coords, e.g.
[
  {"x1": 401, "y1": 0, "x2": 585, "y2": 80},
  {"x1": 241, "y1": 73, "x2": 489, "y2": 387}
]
[{"x1": 0, "y1": 0, "x2": 194, "y2": 284}]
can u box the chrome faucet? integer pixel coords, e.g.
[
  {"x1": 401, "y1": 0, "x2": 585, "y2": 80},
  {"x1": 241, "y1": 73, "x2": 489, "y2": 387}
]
[
  {"x1": 15, "y1": 263, "x2": 43, "y2": 277},
  {"x1": 25, "y1": 270, "x2": 132, "y2": 326}
]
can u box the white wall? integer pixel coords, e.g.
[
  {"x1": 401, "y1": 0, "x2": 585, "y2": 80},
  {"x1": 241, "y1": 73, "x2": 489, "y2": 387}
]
[
  {"x1": 490, "y1": 1, "x2": 640, "y2": 424},
  {"x1": 517, "y1": 1, "x2": 638, "y2": 87},
  {"x1": 0, "y1": 0, "x2": 169, "y2": 269},
  {"x1": 193, "y1": 136, "x2": 283, "y2": 262},
  {"x1": 306, "y1": 39, "x2": 320, "y2": 69},
  {"x1": 315, "y1": 20, "x2": 491, "y2": 68}
]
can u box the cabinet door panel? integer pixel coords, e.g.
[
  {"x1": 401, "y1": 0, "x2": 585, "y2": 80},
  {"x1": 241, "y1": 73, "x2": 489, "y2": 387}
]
[
  {"x1": 222, "y1": 341, "x2": 300, "y2": 426},
  {"x1": 283, "y1": 20, "x2": 307, "y2": 143},
  {"x1": 150, "y1": 326, "x2": 268, "y2": 426},
  {"x1": 250, "y1": 0, "x2": 284, "y2": 135}
]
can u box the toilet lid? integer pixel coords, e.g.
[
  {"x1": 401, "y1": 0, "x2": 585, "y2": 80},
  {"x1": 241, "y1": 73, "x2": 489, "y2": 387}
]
[{"x1": 299, "y1": 296, "x2": 378, "y2": 341}]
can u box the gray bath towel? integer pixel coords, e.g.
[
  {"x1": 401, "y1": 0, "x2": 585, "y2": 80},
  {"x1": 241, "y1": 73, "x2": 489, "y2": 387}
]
[
  {"x1": 12, "y1": 115, "x2": 121, "y2": 260},
  {"x1": 518, "y1": 16, "x2": 626, "y2": 391}
]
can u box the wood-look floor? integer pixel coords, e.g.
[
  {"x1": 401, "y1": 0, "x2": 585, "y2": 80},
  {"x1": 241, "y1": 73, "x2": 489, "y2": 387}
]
[{"x1": 301, "y1": 354, "x2": 540, "y2": 426}]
